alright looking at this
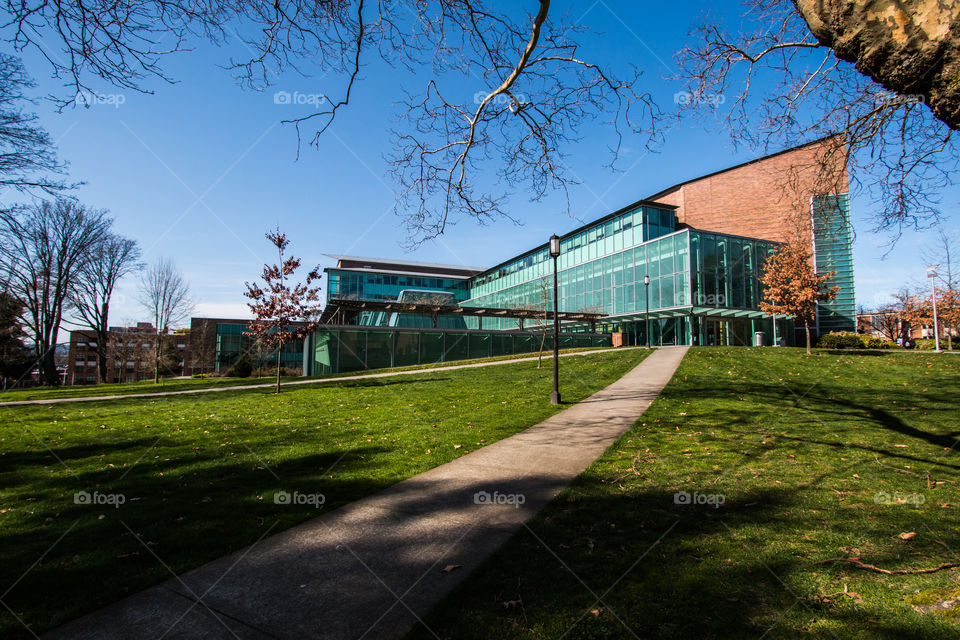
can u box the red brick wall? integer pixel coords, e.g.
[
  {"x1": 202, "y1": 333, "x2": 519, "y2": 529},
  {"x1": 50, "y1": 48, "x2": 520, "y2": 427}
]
[{"x1": 650, "y1": 138, "x2": 849, "y2": 245}]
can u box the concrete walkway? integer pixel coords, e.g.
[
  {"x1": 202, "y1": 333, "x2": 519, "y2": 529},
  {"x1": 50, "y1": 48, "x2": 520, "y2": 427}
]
[
  {"x1": 47, "y1": 346, "x2": 689, "y2": 640},
  {"x1": 4, "y1": 346, "x2": 645, "y2": 407}
]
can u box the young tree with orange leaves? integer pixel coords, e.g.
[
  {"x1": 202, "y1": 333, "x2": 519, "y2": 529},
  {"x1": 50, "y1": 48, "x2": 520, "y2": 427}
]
[
  {"x1": 244, "y1": 229, "x2": 323, "y2": 393},
  {"x1": 759, "y1": 242, "x2": 839, "y2": 354}
]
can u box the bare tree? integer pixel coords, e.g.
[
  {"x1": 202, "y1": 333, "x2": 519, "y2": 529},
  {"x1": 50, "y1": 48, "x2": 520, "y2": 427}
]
[
  {"x1": 676, "y1": 0, "x2": 957, "y2": 238},
  {"x1": 0, "y1": 54, "x2": 69, "y2": 194},
  {"x1": 0, "y1": 199, "x2": 110, "y2": 384},
  {"x1": 139, "y1": 258, "x2": 192, "y2": 383},
  {"x1": 71, "y1": 234, "x2": 142, "y2": 383},
  {"x1": 510, "y1": 275, "x2": 552, "y2": 368},
  {"x1": 2, "y1": 1, "x2": 657, "y2": 242},
  {"x1": 869, "y1": 307, "x2": 905, "y2": 344},
  {"x1": 110, "y1": 330, "x2": 152, "y2": 383}
]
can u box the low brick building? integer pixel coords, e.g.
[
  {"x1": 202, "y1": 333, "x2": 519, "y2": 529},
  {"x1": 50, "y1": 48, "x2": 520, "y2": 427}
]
[{"x1": 67, "y1": 323, "x2": 189, "y2": 385}]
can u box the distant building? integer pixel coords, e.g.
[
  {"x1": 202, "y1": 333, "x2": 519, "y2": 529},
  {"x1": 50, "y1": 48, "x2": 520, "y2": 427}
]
[
  {"x1": 857, "y1": 311, "x2": 956, "y2": 342},
  {"x1": 67, "y1": 318, "x2": 311, "y2": 384},
  {"x1": 185, "y1": 318, "x2": 306, "y2": 377},
  {"x1": 67, "y1": 323, "x2": 188, "y2": 385}
]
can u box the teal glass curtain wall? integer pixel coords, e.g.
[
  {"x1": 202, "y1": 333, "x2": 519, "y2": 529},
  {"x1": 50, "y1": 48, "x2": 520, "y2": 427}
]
[
  {"x1": 812, "y1": 194, "x2": 855, "y2": 333},
  {"x1": 305, "y1": 328, "x2": 610, "y2": 375}
]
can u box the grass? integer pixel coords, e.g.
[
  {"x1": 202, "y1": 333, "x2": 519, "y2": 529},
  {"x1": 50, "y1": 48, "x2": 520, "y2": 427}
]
[
  {"x1": 0, "y1": 348, "x2": 647, "y2": 638},
  {"x1": 408, "y1": 347, "x2": 960, "y2": 640},
  {"x1": 0, "y1": 347, "x2": 611, "y2": 403}
]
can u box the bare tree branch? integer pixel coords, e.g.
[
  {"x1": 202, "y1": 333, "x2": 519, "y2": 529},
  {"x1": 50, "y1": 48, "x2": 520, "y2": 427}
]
[{"x1": 675, "y1": 0, "x2": 958, "y2": 239}]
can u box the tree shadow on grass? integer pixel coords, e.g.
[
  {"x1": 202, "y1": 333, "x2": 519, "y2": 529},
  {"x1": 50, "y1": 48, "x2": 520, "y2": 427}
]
[
  {"x1": 403, "y1": 482, "x2": 959, "y2": 640},
  {"x1": 5, "y1": 445, "x2": 958, "y2": 639},
  {"x1": 0, "y1": 445, "x2": 395, "y2": 637}
]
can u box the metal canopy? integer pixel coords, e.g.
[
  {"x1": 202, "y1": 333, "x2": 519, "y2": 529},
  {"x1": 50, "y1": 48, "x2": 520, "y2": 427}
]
[{"x1": 320, "y1": 298, "x2": 607, "y2": 324}]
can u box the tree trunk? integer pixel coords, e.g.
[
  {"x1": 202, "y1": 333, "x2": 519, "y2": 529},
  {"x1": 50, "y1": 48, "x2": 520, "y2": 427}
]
[
  {"x1": 275, "y1": 343, "x2": 282, "y2": 394},
  {"x1": 805, "y1": 321, "x2": 812, "y2": 355},
  {"x1": 41, "y1": 345, "x2": 58, "y2": 386},
  {"x1": 97, "y1": 300, "x2": 110, "y2": 383},
  {"x1": 537, "y1": 328, "x2": 547, "y2": 368},
  {"x1": 154, "y1": 331, "x2": 161, "y2": 383},
  {"x1": 97, "y1": 331, "x2": 109, "y2": 384}
]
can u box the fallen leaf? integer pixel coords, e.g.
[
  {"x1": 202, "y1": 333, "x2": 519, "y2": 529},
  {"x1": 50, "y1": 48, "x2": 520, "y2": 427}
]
[
  {"x1": 898, "y1": 532, "x2": 917, "y2": 540},
  {"x1": 441, "y1": 564, "x2": 462, "y2": 573}
]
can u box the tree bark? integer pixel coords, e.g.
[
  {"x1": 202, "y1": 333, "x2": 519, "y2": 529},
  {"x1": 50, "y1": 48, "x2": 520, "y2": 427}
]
[
  {"x1": 794, "y1": 0, "x2": 960, "y2": 130},
  {"x1": 805, "y1": 321, "x2": 812, "y2": 355},
  {"x1": 97, "y1": 300, "x2": 109, "y2": 383},
  {"x1": 40, "y1": 346, "x2": 58, "y2": 386},
  {"x1": 154, "y1": 330, "x2": 161, "y2": 383},
  {"x1": 275, "y1": 342, "x2": 283, "y2": 394}
]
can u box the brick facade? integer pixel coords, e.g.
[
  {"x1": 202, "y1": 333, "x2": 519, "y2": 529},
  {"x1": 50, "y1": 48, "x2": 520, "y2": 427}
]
[
  {"x1": 67, "y1": 323, "x2": 189, "y2": 385},
  {"x1": 648, "y1": 137, "x2": 849, "y2": 245}
]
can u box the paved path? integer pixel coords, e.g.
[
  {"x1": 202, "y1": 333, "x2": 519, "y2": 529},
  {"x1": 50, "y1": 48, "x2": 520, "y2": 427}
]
[
  {"x1": 46, "y1": 346, "x2": 689, "y2": 640},
  {"x1": 4, "y1": 347, "x2": 646, "y2": 407}
]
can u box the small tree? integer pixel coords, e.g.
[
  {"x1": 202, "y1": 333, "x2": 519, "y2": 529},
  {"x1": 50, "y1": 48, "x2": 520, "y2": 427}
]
[
  {"x1": 139, "y1": 258, "x2": 193, "y2": 383},
  {"x1": 244, "y1": 229, "x2": 322, "y2": 393},
  {"x1": 759, "y1": 242, "x2": 839, "y2": 354},
  {"x1": 511, "y1": 276, "x2": 552, "y2": 368}
]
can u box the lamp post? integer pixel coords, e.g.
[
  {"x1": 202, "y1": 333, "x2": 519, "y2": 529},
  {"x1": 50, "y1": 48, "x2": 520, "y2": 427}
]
[
  {"x1": 549, "y1": 235, "x2": 562, "y2": 404},
  {"x1": 927, "y1": 265, "x2": 942, "y2": 353},
  {"x1": 644, "y1": 274, "x2": 651, "y2": 348}
]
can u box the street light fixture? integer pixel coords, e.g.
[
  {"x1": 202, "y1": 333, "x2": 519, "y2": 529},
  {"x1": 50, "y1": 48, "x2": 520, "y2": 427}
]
[
  {"x1": 644, "y1": 274, "x2": 651, "y2": 349},
  {"x1": 549, "y1": 235, "x2": 562, "y2": 404},
  {"x1": 927, "y1": 265, "x2": 942, "y2": 353}
]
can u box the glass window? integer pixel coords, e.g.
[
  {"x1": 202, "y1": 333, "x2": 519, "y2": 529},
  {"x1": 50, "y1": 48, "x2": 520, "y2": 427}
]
[
  {"x1": 444, "y1": 332, "x2": 469, "y2": 361},
  {"x1": 420, "y1": 332, "x2": 444, "y2": 363},
  {"x1": 676, "y1": 273, "x2": 689, "y2": 307},
  {"x1": 366, "y1": 331, "x2": 393, "y2": 369},
  {"x1": 660, "y1": 237, "x2": 674, "y2": 276},
  {"x1": 661, "y1": 274, "x2": 675, "y2": 308},
  {"x1": 468, "y1": 334, "x2": 490, "y2": 359},
  {"x1": 338, "y1": 330, "x2": 367, "y2": 372}
]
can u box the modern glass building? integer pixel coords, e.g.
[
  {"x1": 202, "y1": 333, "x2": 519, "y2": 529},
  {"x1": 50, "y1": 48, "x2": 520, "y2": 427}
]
[
  {"x1": 308, "y1": 139, "x2": 856, "y2": 372},
  {"x1": 456, "y1": 202, "x2": 792, "y2": 346}
]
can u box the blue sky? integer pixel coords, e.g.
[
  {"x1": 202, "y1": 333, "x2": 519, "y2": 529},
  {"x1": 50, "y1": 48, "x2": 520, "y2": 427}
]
[{"x1": 12, "y1": 0, "x2": 957, "y2": 331}]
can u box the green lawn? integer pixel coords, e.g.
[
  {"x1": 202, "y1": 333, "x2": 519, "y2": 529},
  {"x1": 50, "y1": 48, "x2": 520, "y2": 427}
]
[
  {"x1": 0, "y1": 348, "x2": 647, "y2": 638},
  {"x1": 408, "y1": 348, "x2": 960, "y2": 640},
  {"x1": 0, "y1": 347, "x2": 611, "y2": 402}
]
